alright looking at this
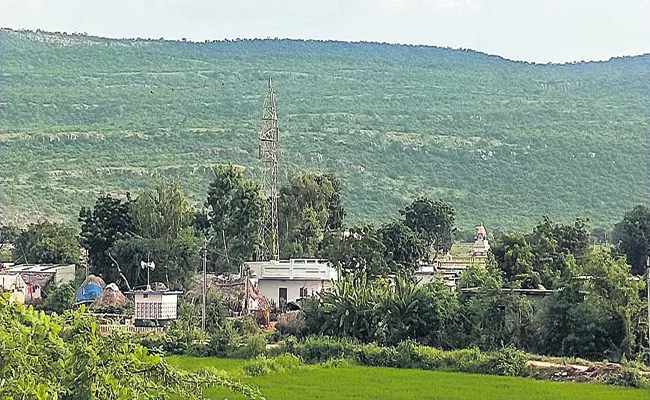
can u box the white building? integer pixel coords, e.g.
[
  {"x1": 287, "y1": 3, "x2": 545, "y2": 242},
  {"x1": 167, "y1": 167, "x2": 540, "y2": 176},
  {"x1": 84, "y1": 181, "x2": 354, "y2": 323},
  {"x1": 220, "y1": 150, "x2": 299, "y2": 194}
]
[
  {"x1": 245, "y1": 259, "x2": 337, "y2": 306},
  {"x1": 125, "y1": 289, "x2": 183, "y2": 322},
  {"x1": 0, "y1": 273, "x2": 28, "y2": 304}
]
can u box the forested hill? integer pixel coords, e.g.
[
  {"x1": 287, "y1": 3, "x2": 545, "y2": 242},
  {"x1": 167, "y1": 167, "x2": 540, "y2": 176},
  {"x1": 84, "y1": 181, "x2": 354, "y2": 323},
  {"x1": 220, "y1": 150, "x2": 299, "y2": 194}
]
[{"x1": 1, "y1": 29, "x2": 649, "y2": 231}]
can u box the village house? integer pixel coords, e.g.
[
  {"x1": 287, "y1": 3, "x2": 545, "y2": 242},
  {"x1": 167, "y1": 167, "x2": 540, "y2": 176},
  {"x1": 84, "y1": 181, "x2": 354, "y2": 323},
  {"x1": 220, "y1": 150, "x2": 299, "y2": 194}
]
[
  {"x1": 245, "y1": 259, "x2": 337, "y2": 308},
  {"x1": 0, "y1": 264, "x2": 75, "y2": 304}
]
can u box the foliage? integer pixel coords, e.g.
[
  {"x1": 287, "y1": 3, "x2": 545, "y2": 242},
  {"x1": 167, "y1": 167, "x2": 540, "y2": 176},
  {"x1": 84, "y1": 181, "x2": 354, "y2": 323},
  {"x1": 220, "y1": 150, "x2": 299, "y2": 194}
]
[
  {"x1": 40, "y1": 283, "x2": 76, "y2": 314},
  {"x1": 401, "y1": 197, "x2": 456, "y2": 259},
  {"x1": 526, "y1": 217, "x2": 590, "y2": 289},
  {"x1": 304, "y1": 275, "x2": 460, "y2": 347},
  {"x1": 242, "y1": 354, "x2": 302, "y2": 377},
  {"x1": 0, "y1": 295, "x2": 262, "y2": 399},
  {"x1": 4, "y1": 29, "x2": 649, "y2": 232},
  {"x1": 319, "y1": 225, "x2": 388, "y2": 278},
  {"x1": 612, "y1": 204, "x2": 650, "y2": 275},
  {"x1": 79, "y1": 195, "x2": 135, "y2": 283},
  {"x1": 12, "y1": 220, "x2": 80, "y2": 265},
  {"x1": 530, "y1": 251, "x2": 645, "y2": 361},
  {"x1": 275, "y1": 311, "x2": 307, "y2": 338},
  {"x1": 379, "y1": 221, "x2": 426, "y2": 275},
  {"x1": 0, "y1": 225, "x2": 22, "y2": 244},
  {"x1": 278, "y1": 172, "x2": 345, "y2": 258},
  {"x1": 204, "y1": 164, "x2": 266, "y2": 274},
  {"x1": 490, "y1": 233, "x2": 540, "y2": 288}
]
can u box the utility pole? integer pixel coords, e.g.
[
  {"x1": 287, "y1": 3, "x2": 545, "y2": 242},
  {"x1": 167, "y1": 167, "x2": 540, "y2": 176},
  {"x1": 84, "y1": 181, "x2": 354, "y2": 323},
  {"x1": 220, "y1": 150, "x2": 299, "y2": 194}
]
[
  {"x1": 647, "y1": 256, "x2": 650, "y2": 364},
  {"x1": 202, "y1": 237, "x2": 208, "y2": 332}
]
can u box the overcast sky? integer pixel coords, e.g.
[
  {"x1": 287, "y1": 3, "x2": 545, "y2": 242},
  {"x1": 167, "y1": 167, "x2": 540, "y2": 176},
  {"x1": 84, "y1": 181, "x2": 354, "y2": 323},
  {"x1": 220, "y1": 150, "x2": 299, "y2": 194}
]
[{"x1": 1, "y1": 0, "x2": 649, "y2": 63}]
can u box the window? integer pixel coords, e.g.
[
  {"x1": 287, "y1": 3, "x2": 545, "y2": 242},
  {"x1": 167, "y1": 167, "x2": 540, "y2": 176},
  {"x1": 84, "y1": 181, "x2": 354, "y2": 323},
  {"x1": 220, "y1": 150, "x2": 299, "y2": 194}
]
[
  {"x1": 300, "y1": 287, "x2": 308, "y2": 298},
  {"x1": 143, "y1": 294, "x2": 149, "y2": 299}
]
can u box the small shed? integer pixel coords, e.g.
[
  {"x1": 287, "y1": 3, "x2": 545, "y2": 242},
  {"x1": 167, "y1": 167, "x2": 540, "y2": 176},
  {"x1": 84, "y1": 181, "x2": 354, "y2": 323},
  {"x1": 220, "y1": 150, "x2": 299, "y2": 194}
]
[{"x1": 125, "y1": 289, "x2": 183, "y2": 323}]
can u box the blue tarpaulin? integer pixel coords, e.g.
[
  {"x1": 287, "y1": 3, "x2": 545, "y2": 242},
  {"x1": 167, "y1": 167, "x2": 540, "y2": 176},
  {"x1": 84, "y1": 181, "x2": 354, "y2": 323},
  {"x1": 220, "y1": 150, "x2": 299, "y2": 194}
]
[{"x1": 75, "y1": 283, "x2": 103, "y2": 303}]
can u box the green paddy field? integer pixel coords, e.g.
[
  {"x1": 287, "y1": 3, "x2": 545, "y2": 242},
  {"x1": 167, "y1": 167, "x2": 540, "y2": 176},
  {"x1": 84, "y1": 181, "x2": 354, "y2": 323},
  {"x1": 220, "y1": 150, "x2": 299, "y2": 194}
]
[{"x1": 167, "y1": 356, "x2": 650, "y2": 400}]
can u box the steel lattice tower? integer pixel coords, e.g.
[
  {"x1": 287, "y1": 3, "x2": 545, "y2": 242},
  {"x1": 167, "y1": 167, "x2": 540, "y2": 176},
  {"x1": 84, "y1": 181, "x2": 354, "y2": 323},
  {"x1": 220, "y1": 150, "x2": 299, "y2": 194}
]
[{"x1": 258, "y1": 77, "x2": 279, "y2": 261}]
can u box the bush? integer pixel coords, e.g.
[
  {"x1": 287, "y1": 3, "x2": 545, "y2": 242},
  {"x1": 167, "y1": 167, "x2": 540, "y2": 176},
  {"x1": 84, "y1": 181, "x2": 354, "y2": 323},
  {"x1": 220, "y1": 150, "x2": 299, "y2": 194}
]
[
  {"x1": 276, "y1": 311, "x2": 307, "y2": 337},
  {"x1": 320, "y1": 357, "x2": 351, "y2": 369},
  {"x1": 243, "y1": 354, "x2": 302, "y2": 376},
  {"x1": 289, "y1": 336, "x2": 358, "y2": 363},
  {"x1": 233, "y1": 315, "x2": 261, "y2": 336},
  {"x1": 282, "y1": 336, "x2": 528, "y2": 378},
  {"x1": 243, "y1": 358, "x2": 272, "y2": 376},
  {"x1": 602, "y1": 368, "x2": 646, "y2": 388},
  {"x1": 234, "y1": 334, "x2": 267, "y2": 359},
  {"x1": 40, "y1": 283, "x2": 76, "y2": 314},
  {"x1": 487, "y1": 347, "x2": 528, "y2": 377},
  {"x1": 207, "y1": 322, "x2": 238, "y2": 357}
]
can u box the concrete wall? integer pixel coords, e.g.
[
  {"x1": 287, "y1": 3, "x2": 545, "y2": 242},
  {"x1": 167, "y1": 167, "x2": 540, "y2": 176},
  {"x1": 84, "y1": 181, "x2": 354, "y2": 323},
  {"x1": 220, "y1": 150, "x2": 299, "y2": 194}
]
[
  {"x1": 134, "y1": 293, "x2": 178, "y2": 320},
  {"x1": 257, "y1": 279, "x2": 333, "y2": 305}
]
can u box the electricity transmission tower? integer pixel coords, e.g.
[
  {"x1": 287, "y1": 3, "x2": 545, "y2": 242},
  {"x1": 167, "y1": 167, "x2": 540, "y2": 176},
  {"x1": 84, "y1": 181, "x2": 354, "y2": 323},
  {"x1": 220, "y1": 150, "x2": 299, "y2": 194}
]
[{"x1": 258, "y1": 77, "x2": 279, "y2": 261}]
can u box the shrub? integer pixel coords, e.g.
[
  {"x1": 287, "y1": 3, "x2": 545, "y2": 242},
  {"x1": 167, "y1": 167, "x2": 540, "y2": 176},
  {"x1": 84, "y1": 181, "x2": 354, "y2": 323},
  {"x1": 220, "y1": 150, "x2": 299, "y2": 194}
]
[
  {"x1": 487, "y1": 347, "x2": 528, "y2": 377},
  {"x1": 243, "y1": 358, "x2": 272, "y2": 376},
  {"x1": 233, "y1": 315, "x2": 261, "y2": 336},
  {"x1": 276, "y1": 311, "x2": 307, "y2": 337},
  {"x1": 320, "y1": 357, "x2": 351, "y2": 368},
  {"x1": 207, "y1": 322, "x2": 238, "y2": 357},
  {"x1": 602, "y1": 368, "x2": 646, "y2": 388},
  {"x1": 234, "y1": 334, "x2": 267, "y2": 359},
  {"x1": 291, "y1": 336, "x2": 358, "y2": 363},
  {"x1": 243, "y1": 354, "x2": 302, "y2": 376}
]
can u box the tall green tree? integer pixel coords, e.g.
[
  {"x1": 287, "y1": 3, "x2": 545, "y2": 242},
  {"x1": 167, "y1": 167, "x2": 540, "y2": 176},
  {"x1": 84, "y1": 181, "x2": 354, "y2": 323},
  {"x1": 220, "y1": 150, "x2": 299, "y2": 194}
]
[
  {"x1": 491, "y1": 233, "x2": 540, "y2": 289},
  {"x1": 379, "y1": 221, "x2": 426, "y2": 275},
  {"x1": 400, "y1": 197, "x2": 455, "y2": 260},
  {"x1": 79, "y1": 195, "x2": 134, "y2": 278},
  {"x1": 278, "y1": 172, "x2": 345, "y2": 258},
  {"x1": 526, "y1": 217, "x2": 590, "y2": 288},
  {"x1": 530, "y1": 252, "x2": 643, "y2": 361},
  {"x1": 457, "y1": 263, "x2": 533, "y2": 350},
  {"x1": 12, "y1": 221, "x2": 79, "y2": 264},
  {"x1": 612, "y1": 204, "x2": 650, "y2": 275},
  {"x1": 204, "y1": 165, "x2": 266, "y2": 273},
  {"x1": 320, "y1": 225, "x2": 388, "y2": 279}
]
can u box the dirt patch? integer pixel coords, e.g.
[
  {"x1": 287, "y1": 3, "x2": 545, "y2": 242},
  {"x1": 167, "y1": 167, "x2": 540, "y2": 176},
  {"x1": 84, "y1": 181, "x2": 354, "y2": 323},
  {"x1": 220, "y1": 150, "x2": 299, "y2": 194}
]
[{"x1": 527, "y1": 361, "x2": 623, "y2": 383}]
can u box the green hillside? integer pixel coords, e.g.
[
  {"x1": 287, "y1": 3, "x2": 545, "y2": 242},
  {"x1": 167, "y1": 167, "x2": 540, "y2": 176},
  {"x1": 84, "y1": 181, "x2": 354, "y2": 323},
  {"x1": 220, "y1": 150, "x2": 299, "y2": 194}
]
[{"x1": 1, "y1": 28, "x2": 649, "y2": 231}]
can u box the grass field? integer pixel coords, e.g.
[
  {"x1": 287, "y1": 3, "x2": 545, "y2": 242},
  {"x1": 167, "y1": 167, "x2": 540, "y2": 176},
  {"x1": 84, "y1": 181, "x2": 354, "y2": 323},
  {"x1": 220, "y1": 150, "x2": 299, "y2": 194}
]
[{"x1": 166, "y1": 356, "x2": 650, "y2": 400}]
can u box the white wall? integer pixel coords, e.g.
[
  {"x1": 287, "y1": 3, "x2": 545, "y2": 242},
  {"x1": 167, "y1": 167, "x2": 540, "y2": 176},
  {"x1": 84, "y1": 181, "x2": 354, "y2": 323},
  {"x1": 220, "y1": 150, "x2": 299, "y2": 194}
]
[{"x1": 257, "y1": 279, "x2": 332, "y2": 305}]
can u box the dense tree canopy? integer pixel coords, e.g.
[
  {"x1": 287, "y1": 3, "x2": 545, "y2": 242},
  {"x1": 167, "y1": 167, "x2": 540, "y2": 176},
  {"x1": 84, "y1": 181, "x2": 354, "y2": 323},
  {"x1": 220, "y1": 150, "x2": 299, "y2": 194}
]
[
  {"x1": 204, "y1": 165, "x2": 266, "y2": 273},
  {"x1": 612, "y1": 204, "x2": 650, "y2": 275},
  {"x1": 12, "y1": 221, "x2": 79, "y2": 265},
  {"x1": 401, "y1": 197, "x2": 456, "y2": 260},
  {"x1": 79, "y1": 195, "x2": 135, "y2": 280},
  {"x1": 278, "y1": 172, "x2": 345, "y2": 258}
]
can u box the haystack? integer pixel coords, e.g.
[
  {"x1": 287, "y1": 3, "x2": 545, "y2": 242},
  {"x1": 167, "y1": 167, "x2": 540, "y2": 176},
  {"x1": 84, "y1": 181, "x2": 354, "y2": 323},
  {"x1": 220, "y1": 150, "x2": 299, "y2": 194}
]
[
  {"x1": 81, "y1": 274, "x2": 106, "y2": 289},
  {"x1": 91, "y1": 282, "x2": 129, "y2": 309}
]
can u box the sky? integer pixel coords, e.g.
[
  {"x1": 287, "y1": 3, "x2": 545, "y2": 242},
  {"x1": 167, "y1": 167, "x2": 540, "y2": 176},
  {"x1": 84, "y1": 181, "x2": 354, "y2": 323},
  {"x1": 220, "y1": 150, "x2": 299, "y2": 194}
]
[{"x1": 1, "y1": 0, "x2": 649, "y2": 63}]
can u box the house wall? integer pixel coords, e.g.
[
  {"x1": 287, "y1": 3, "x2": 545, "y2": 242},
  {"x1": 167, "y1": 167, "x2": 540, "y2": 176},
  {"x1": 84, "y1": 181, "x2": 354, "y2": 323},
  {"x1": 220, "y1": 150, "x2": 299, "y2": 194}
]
[
  {"x1": 53, "y1": 264, "x2": 76, "y2": 285},
  {"x1": 134, "y1": 293, "x2": 178, "y2": 320},
  {"x1": 257, "y1": 279, "x2": 332, "y2": 306}
]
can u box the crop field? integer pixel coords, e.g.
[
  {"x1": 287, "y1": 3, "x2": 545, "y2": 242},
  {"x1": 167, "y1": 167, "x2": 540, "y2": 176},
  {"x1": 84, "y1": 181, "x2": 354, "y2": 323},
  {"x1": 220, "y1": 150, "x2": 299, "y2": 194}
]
[{"x1": 166, "y1": 356, "x2": 650, "y2": 400}]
